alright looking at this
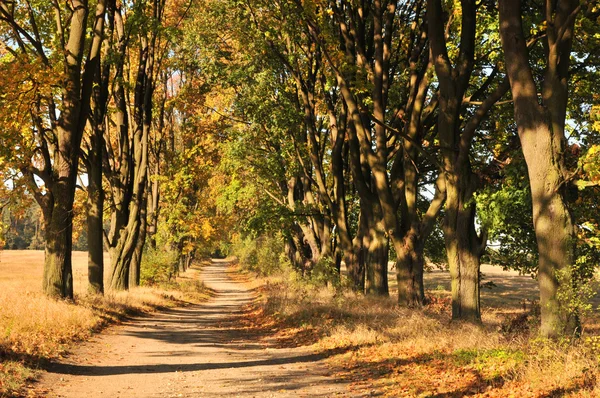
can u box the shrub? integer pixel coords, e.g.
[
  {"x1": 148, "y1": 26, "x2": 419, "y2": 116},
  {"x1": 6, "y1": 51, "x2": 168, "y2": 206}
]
[
  {"x1": 141, "y1": 248, "x2": 178, "y2": 285},
  {"x1": 231, "y1": 233, "x2": 288, "y2": 276},
  {"x1": 309, "y1": 256, "x2": 340, "y2": 288}
]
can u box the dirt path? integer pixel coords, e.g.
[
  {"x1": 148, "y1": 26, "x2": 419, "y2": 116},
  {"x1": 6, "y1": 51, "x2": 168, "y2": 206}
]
[{"x1": 38, "y1": 260, "x2": 350, "y2": 397}]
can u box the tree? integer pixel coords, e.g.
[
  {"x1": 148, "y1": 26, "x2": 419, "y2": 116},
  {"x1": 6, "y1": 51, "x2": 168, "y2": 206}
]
[
  {"x1": 428, "y1": 0, "x2": 510, "y2": 321},
  {"x1": 298, "y1": 0, "x2": 447, "y2": 303},
  {"x1": 104, "y1": 0, "x2": 167, "y2": 290},
  {"x1": 0, "y1": 0, "x2": 107, "y2": 298},
  {"x1": 499, "y1": 0, "x2": 583, "y2": 337}
]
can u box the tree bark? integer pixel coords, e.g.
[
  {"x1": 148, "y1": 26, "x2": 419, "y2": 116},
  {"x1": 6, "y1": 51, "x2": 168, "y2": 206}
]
[
  {"x1": 364, "y1": 205, "x2": 389, "y2": 296},
  {"x1": 43, "y1": 193, "x2": 75, "y2": 298},
  {"x1": 427, "y1": 0, "x2": 507, "y2": 321},
  {"x1": 129, "y1": 187, "x2": 148, "y2": 288},
  {"x1": 444, "y1": 171, "x2": 486, "y2": 321},
  {"x1": 17, "y1": 0, "x2": 107, "y2": 299},
  {"x1": 86, "y1": 0, "x2": 114, "y2": 295}
]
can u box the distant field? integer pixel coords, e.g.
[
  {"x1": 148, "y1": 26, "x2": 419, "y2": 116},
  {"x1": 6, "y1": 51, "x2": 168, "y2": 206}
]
[
  {"x1": 0, "y1": 249, "x2": 592, "y2": 320},
  {"x1": 0, "y1": 250, "x2": 109, "y2": 296},
  {"x1": 0, "y1": 250, "x2": 539, "y2": 309},
  {"x1": 424, "y1": 264, "x2": 539, "y2": 311}
]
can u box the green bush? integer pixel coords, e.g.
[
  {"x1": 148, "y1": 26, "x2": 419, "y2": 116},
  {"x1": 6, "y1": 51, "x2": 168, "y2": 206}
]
[
  {"x1": 309, "y1": 256, "x2": 340, "y2": 288},
  {"x1": 231, "y1": 233, "x2": 288, "y2": 276},
  {"x1": 141, "y1": 248, "x2": 178, "y2": 285}
]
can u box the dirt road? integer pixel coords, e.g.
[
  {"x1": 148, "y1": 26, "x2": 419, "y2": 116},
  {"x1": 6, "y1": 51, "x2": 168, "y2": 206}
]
[{"x1": 39, "y1": 260, "x2": 349, "y2": 397}]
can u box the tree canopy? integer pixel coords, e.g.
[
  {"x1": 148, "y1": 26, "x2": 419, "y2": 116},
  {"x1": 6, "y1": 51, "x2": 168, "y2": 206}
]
[{"x1": 0, "y1": 0, "x2": 599, "y2": 338}]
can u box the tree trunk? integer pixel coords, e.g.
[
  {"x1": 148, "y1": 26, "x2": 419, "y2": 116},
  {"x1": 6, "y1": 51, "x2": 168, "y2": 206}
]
[
  {"x1": 22, "y1": 0, "x2": 106, "y2": 299},
  {"x1": 43, "y1": 192, "x2": 75, "y2": 299},
  {"x1": 285, "y1": 233, "x2": 305, "y2": 271},
  {"x1": 345, "y1": 209, "x2": 367, "y2": 292},
  {"x1": 147, "y1": 163, "x2": 160, "y2": 250},
  {"x1": 364, "y1": 211, "x2": 389, "y2": 296},
  {"x1": 87, "y1": 141, "x2": 104, "y2": 294},
  {"x1": 395, "y1": 228, "x2": 425, "y2": 306},
  {"x1": 444, "y1": 173, "x2": 485, "y2": 321},
  {"x1": 129, "y1": 191, "x2": 147, "y2": 288},
  {"x1": 108, "y1": 30, "x2": 150, "y2": 290}
]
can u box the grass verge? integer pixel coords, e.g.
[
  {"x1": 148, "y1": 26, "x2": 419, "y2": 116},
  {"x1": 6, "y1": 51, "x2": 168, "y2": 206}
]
[
  {"x1": 0, "y1": 262, "x2": 211, "y2": 397},
  {"x1": 237, "y1": 264, "x2": 600, "y2": 397}
]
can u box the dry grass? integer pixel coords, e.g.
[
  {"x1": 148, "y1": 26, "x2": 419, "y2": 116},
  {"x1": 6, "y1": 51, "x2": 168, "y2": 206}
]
[
  {"x1": 0, "y1": 250, "x2": 210, "y2": 397},
  {"x1": 245, "y1": 264, "x2": 600, "y2": 397}
]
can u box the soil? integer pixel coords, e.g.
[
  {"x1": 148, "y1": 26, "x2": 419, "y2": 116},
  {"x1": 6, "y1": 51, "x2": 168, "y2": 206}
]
[{"x1": 36, "y1": 259, "x2": 351, "y2": 397}]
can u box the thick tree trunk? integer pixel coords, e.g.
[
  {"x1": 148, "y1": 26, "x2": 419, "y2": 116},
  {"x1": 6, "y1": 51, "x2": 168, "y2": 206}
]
[
  {"x1": 109, "y1": 241, "x2": 131, "y2": 290},
  {"x1": 345, "y1": 210, "x2": 367, "y2": 292},
  {"x1": 285, "y1": 233, "x2": 306, "y2": 271},
  {"x1": 108, "y1": 126, "x2": 146, "y2": 291},
  {"x1": 108, "y1": 29, "x2": 151, "y2": 290},
  {"x1": 534, "y1": 183, "x2": 575, "y2": 336},
  {"x1": 364, "y1": 212, "x2": 389, "y2": 296},
  {"x1": 43, "y1": 193, "x2": 75, "y2": 299},
  {"x1": 395, "y1": 229, "x2": 425, "y2": 306}
]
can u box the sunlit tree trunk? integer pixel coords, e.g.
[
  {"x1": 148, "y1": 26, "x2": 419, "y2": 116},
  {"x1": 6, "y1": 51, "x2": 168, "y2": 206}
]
[{"x1": 108, "y1": 35, "x2": 149, "y2": 290}]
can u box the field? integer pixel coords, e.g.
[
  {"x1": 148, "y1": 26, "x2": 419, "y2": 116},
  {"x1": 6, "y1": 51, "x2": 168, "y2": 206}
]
[
  {"x1": 0, "y1": 251, "x2": 109, "y2": 296},
  {"x1": 0, "y1": 250, "x2": 210, "y2": 397}
]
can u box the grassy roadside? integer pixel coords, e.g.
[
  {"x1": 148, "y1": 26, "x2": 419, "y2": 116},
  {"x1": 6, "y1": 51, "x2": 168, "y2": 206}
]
[
  {"x1": 231, "y1": 263, "x2": 600, "y2": 397},
  {"x1": 0, "y1": 260, "x2": 211, "y2": 397}
]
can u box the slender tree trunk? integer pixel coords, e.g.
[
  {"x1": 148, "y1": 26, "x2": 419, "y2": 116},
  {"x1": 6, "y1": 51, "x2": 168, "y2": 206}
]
[
  {"x1": 129, "y1": 6, "x2": 157, "y2": 281},
  {"x1": 427, "y1": 0, "x2": 492, "y2": 321},
  {"x1": 147, "y1": 162, "x2": 160, "y2": 250},
  {"x1": 87, "y1": 139, "x2": 104, "y2": 294},
  {"x1": 129, "y1": 189, "x2": 147, "y2": 288},
  {"x1": 86, "y1": 0, "x2": 113, "y2": 294}
]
